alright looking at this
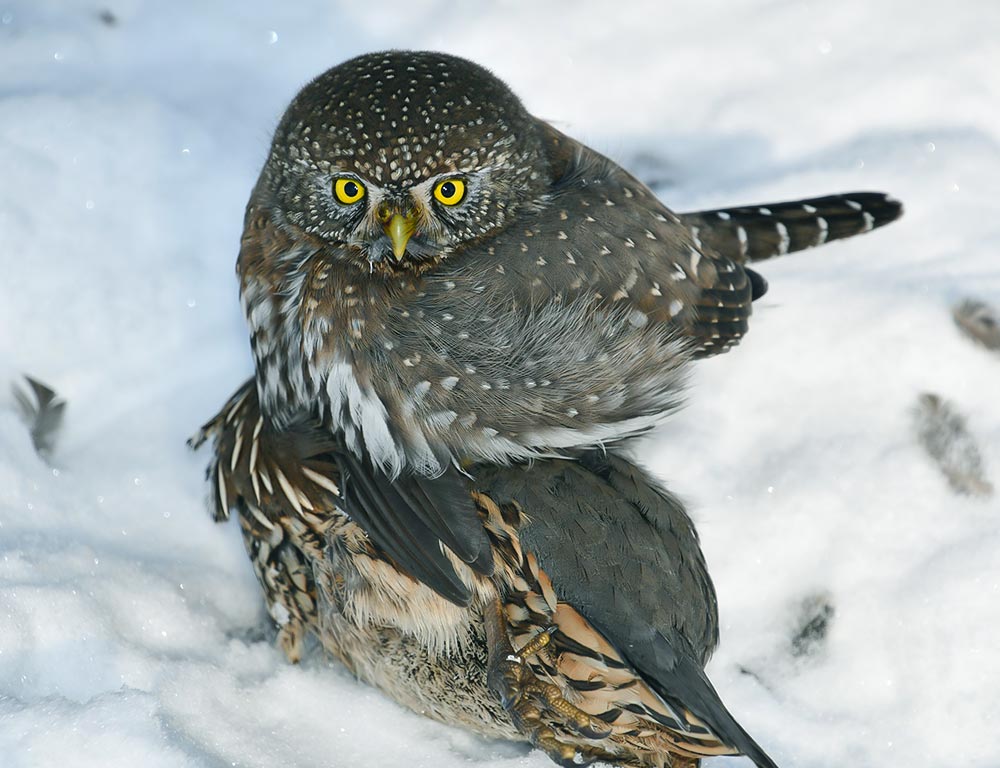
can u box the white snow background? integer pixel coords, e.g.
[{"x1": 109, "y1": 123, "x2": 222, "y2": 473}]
[{"x1": 1, "y1": 1, "x2": 998, "y2": 766}]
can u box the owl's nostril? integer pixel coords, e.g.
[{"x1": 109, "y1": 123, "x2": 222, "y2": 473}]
[{"x1": 376, "y1": 203, "x2": 393, "y2": 224}]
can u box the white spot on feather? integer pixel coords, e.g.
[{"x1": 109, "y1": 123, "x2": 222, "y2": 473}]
[
  {"x1": 816, "y1": 216, "x2": 829, "y2": 244},
  {"x1": 301, "y1": 466, "x2": 340, "y2": 496},
  {"x1": 628, "y1": 310, "x2": 648, "y2": 327},
  {"x1": 426, "y1": 410, "x2": 458, "y2": 428},
  {"x1": 413, "y1": 380, "x2": 431, "y2": 401},
  {"x1": 775, "y1": 221, "x2": 790, "y2": 255},
  {"x1": 736, "y1": 225, "x2": 748, "y2": 256},
  {"x1": 270, "y1": 602, "x2": 291, "y2": 627},
  {"x1": 689, "y1": 225, "x2": 702, "y2": 249}
]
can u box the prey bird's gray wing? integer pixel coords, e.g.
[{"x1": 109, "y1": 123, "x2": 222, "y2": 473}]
[
  {"x1": 338, "y1": 449, "x2": 493, "y2": 606},
  {"x1": 477, "y1": 452, "x2": 779, "y2": 768}
]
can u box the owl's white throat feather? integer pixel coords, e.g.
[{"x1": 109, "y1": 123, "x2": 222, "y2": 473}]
[{"x1": 324, "y1": 356, "x2": 408, "y2": 478}]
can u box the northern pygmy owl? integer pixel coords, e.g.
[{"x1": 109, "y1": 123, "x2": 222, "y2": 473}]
[
  {"x1": 237, "y1": 50, "x2": 899, "y2": 600},
  {"x1": 199, "y1": 50, "x2": 902, "y2": 768},
  {"x1": 239, "y1": 51, "x2": 899, "y2": 475}
]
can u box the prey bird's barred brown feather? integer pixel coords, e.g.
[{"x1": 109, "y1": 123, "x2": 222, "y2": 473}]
[{"x1": 196, "y1": 49, "x2": 904, "y2": 768}]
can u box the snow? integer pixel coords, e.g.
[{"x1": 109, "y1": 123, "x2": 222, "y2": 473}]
[{"x1": 1, "y1": 1, "x2": 998, "y2": 767}]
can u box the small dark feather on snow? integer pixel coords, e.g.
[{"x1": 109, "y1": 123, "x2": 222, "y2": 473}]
[
  {"x1": 790, "y1": 592, "x2": 835, "y2": 658},
  {"x1": 953, "y1": 298, "x2": 1000, "y2": 351},
  {"x1": 913, "y1": 392, "x2": 993, "y2": 498},
  {"x1": 12, "y1": 375, "x2": 67, "y2": 460}
]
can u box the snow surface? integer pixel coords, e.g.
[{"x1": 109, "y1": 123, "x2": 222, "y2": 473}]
[{"x1": 1, "y1": 1, "x2": 998, "y2": 766}]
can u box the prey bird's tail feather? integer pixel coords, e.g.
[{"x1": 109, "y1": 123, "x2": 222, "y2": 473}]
[{"x1": 680, "y1": 192, "x2": 902, "y2": 264}]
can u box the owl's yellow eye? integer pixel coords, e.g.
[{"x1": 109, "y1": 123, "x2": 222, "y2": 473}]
[
  {"x1": 334, "y1": 177, "x2": 366, "y2": 205},
  {"x1": 433, "y1": 178, "x2": 466, "y2": 206}
]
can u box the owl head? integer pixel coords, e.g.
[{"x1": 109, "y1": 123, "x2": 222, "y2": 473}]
[{"x1": 253, "y1": 50, "x2": 551, "y2": 274}]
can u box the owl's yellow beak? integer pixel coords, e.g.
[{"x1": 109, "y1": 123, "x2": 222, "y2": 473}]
[{"x1": 385, "y1": 213, "x2": 416, "y2": 261}]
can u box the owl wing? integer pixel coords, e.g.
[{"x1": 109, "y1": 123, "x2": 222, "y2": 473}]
[
  {"x1": 530, "y1": 122, "x2": 900, "y2": 357},
  {"x1": 466, "y1": 123, "x2": 750, "y2": 357}
]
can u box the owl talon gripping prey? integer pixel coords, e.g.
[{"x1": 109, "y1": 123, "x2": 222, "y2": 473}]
[
  {"x1": 485, "y1": 601, "x2": 613, "y2": 762},
  {"x1": 195, "y1": 50, "x2": 901, "y2": 767}
]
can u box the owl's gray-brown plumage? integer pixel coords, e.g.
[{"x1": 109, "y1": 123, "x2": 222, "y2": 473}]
[{"x1": 197, "y1": 50, "x2": 902, "y2": 767}]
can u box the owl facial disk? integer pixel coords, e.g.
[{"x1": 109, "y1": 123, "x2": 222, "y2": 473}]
[{"x1": 323, "y1": 168, "x2": 490, "y2": 273}]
